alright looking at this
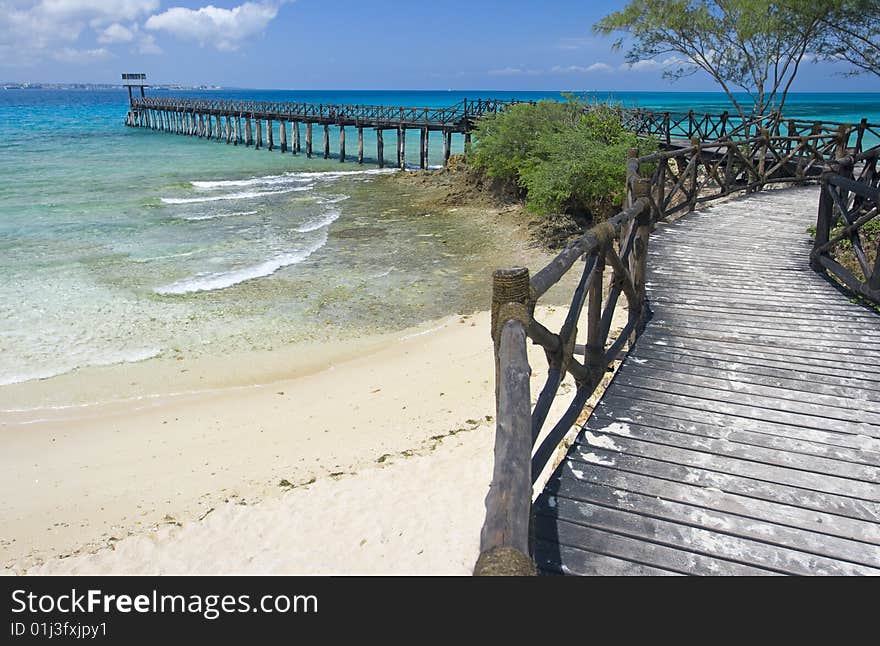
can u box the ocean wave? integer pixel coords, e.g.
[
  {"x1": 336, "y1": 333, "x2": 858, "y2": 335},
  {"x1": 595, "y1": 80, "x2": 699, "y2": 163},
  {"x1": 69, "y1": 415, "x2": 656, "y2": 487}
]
[
  {"x1": 161, "y1": 186, "x2": 313, "y2": 205},
  {"x1": 318, "y1": 194, "x2": 350, "y2": 205},
  {"x1": 154, "y1": 231, "x2": 327, "y2": 295},
  {"x1": 0, "y1": 347, "x2": 161, "y2": 387},
  {"x1": 190, "y1": 168, "x2": 396, "y2": 191},
  {"x1": 182, "y1": 210, "x2": 260, "y2": 221},
  {"x1": 295, "y1": 208, "x2": 340, "y2": 233},
  {"x1": 191, "y1": 174, "x2": 309, "y2": 189}
]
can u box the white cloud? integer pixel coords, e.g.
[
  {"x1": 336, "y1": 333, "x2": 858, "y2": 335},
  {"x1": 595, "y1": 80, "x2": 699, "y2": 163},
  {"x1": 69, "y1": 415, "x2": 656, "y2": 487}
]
[
  {"x1": 145, "y1": 2, "x2": 284, "y2": 51},
  {"x1": 136, "y1": 33, "x2": 162, "y2": 55},
  {"x1": 626, "y1": 56, "x2": 691, "y2": 72},
  {"x1": 0, "y1": 0, "x2": 157, "y2": 65},
  {"x1": 551, "y1": 62, "x2": 614, "y2": 73},
  {"x1": 53, "y1": 46, "x2": 111, "y2": 63},
  {"x1": 98, "y1": 23, "x2": 135, "y2": 44},
  {"x1": 488, "y1": 66, "x2": 541, "y2": 76}
]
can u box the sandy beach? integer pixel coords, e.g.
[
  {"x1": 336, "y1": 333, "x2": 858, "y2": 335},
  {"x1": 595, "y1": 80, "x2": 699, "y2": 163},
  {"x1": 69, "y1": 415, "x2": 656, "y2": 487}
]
[{"x1": 3, "y1": 288, "x2": 623, "y2": 575}]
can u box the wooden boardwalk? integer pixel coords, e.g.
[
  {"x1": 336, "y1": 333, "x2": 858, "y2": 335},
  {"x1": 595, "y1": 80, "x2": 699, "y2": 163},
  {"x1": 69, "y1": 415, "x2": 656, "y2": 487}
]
[{"x1": 534, "y1": 186, "x2": 880, "y2": 576}]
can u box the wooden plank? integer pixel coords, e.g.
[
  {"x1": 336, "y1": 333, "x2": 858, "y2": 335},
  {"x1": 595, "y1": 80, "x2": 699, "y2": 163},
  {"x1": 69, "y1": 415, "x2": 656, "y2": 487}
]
[
  {"x1": 640, "y1": 329, "x2": 880, "y2": 374},
  {"x1": 564, "y1": 445, "x2": 880, "y2": 523},
  {"x1": 567, "y1": 427, "x2": 880, "y2": 500},
  {"x1": 635, "y1": 331, "x2": 880, "y2": 381},
  {"x1": 535, "y1": 495, "x2": 877, "y2": 575},
  {"x1": 595, "y1": 394, "x2": 880, "y2": 456},
  {"x1": 615, "y1": 363, "x2": 880, "y2": 420},
  {"x1": 542, "y1": 478, "x2": 880, "y2": 567},
  {"x1": 534, "y1": 537, "x2": 682, "y2": 576},
  {"x1": 581, "y1": 415, "x2": 880, "y2": 482},
  {"x1": 613, "y1": 373, "x2": 880, "y2": 431},
  {"x1": 534, "y1": 516, "x2": 770, "y2": 575},
  {"x1": 629, "y1": 345, "x2": 880, "y2": 398},
  {"x1": 546, "y1": 461, "x2": 880, "y2": 545}
]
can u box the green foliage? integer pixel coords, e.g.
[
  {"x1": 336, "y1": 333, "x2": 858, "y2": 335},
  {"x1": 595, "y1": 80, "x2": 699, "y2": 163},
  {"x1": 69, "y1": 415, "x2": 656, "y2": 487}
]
[{"x1": 468, "y1": 98, "x2": 657, "y2": 219}]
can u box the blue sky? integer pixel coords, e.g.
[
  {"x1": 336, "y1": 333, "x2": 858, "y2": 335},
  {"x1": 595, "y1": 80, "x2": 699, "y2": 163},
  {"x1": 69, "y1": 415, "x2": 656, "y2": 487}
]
[{"x1": 1, "y1": 0, "x2": 878, "y2": 91}]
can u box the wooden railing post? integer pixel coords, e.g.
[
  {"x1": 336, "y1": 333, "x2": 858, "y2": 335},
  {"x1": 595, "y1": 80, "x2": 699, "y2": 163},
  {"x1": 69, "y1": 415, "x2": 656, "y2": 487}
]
[
  {"x1": 835, "y1": 124, "x2": 850, "y2": 159},
  {"x1": 626, "y1": 149, "x2": 652, "y2": 340},
  {"x1": 856, "y1": 118, "x2": 868, "y2": 156},
  {"x1": 689, "y1": 136, "x2": 701, "y2": 211},
  {"x1": 475, "y1": 267, "x2": 535, "y2": 576},
  {"x1": 811, "y1": 173, "x2": 834, "y2": 274}
]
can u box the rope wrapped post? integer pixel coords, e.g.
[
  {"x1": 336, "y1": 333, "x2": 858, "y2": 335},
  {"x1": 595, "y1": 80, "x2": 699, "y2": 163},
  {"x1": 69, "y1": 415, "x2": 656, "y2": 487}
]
[{"x1": 475, "y1": 267, "x2": 535, "y2": 576}]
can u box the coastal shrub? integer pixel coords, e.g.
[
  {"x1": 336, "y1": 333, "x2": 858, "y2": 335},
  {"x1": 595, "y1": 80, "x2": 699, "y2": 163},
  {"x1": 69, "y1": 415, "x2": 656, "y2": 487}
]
[{"x1": 468, "y1": 98, "x2": 657, "y2": 221}]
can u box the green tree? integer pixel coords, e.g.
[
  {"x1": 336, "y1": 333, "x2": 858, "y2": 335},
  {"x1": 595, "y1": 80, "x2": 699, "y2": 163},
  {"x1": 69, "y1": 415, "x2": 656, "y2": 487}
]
[
  {"x1": 594, "y1": 1, "x2": 835, "y2": 118},
  {"x1": 814, "y1": 0, "x2": 880, "y2": 77}
]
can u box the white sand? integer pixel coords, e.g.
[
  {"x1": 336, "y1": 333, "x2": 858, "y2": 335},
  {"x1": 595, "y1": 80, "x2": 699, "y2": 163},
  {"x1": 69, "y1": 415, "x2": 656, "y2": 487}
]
[{"x1": 4, "y1": 296, "x2": 625, "y2": 575}]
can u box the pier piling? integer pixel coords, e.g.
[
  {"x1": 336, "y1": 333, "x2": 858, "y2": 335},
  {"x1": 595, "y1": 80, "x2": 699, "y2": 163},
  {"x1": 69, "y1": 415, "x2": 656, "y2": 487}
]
[
  {"x1": 339, "y1": 126, "x2": 345, "y2": 162},
  {"x1": 280, "y1": 119, "x2": 288, "y2": 153},
  {"x1": 306, "y1": 123, "x2": 313, "y2": 158},
  {"x1": 323, "y1": 124, "x2": 330, "y2": 159},
  {"x1": 267, "y1": 119, "x2": 274, "y2": 151},
  {"x1": 377, "y1": 129, "x2": 384, "y2": 168},
  {"x1": 357, "y1": 127, "x2": 364, "y2": 164}
]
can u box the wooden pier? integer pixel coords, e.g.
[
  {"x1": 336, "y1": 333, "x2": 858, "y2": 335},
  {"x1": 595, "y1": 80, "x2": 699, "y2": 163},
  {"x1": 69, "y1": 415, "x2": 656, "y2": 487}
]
[
  {"x1": 122, "y1": 74, "x2": 880, "y2": 169},
  {"x1": 478, "y1": 121, "x2": 880, "y2": 575}
]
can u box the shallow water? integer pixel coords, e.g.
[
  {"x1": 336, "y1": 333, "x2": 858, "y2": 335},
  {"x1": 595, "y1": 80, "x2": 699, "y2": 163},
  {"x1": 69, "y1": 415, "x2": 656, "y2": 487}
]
[{"x1": 1, "y1": 88, "x2": 878, "y2": 387}]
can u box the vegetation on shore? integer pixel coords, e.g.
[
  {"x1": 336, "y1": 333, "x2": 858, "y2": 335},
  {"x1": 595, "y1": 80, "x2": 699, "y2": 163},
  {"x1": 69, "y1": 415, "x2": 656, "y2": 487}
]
[{"x1": 461, "y1": 98, "x2": 656, "y2": 247}]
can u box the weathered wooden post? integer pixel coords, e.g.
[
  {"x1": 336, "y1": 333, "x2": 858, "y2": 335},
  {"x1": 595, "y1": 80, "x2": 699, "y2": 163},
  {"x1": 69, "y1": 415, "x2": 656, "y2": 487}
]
[
  {"x1": 322, "y1": 124, "x2": 330, "y2": 159},
  {"x1": 443, "y1": 130, "x2": 452, "y2": 165},
  {"x1": 474, "y1": 266, "x2": 535, "y2": 576},
  {"x1": 305, "y1": 123, "x2": 313, "y2": 158},
  {"x1": 245, "y1": 116, "x2": 253, "y2": 146},
  {"x1": 419, "y1": 128, "x2": 427, "y2": 170},
  {"x1": 232, "y1": 116, "x2": 239, "y2": 146},
  {"x1": 267, "y1": 119, "x2": 274, "y2": 151},
  {"x1": 835, "y1": 124, "x2": 850, "y2": 159},
  {"x1": 255, "y1": 119, "x2": 262, "y2": 149},
  {"x1": 757, "y1": 128, "x2": 770, "y2": 189},
  {"x1": 357, "y1": 127, "x2": 364, "y2": 164},
  {"x1": 293, "y1": 121, "x2": 301, "y2": 154},
  {"x1": 689, "y1": 135, "x2": 701, "y2": 210},
  {"x1": 626, "y1": 148, "x2": 652, "y2": 341},
  {"x1": 810, "y1": 170, "x2": 835, "y2": 274},
  {"x1": 215, "y1": 115, "x2": 222, "y2": 141},
  {"x1": 198, "y1": 113, "x2": 204, "y2": 137},
  {"x1": 398, "y1": 127, "x2": 406, "y2": 169},
  {"x1": 280, "y1": 119, "x2": 288, "y2": 153},
  {"x1": 855, "y1": 117, "x2": 868, "y2": 156},
  {"x1": 377, "y1": 129, "x2": 385, "y2": 168},
  {"x1": 339, "y1": 126, "x2": 345, "y2": 162},
  {"x1": 225, "y1": 115, "x2": 233, "y2": 144}
]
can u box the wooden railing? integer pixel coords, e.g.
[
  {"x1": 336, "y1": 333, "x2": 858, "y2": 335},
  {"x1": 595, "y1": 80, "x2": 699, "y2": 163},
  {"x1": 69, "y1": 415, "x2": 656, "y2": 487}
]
[
  {"x1": 474, "y1": 119, "x2": 877, "y2": 575},
  {"x1": 129, "y1": 97, "x2": 521, "y2": 129},
  {"x1": 811, "y1": 145, "x2": 880, "y2": 304}
]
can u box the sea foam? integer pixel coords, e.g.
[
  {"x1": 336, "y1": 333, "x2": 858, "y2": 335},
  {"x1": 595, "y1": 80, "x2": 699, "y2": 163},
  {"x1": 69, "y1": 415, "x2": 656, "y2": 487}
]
[
  {"x1": 154, "y1": 231, "x2": 328, "y2": 295},
  {"x1": 161, "y1": 186, "x2": 313, "y2": 205},
  {"x1": 295, "y1": 208, "x2": 340, "y2": 233}
]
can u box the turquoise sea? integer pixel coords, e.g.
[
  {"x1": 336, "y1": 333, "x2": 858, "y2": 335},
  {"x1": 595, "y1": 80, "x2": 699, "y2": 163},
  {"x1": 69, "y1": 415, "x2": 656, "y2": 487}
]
[{"x1": 1, "y1": 89, "x2": 878, "y2": 388}]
